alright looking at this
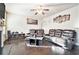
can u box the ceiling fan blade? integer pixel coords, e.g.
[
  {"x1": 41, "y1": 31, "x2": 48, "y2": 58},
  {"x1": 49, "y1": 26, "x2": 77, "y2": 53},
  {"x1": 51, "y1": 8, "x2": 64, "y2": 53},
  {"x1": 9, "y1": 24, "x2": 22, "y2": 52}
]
[
  {"x1": 42, "y1": 12, "x2": 45, "y2": 15},
  {"x1": 30, "y1": 9, "x2": 37, "y2": 11},
  {"x1": 43, "y1": 9, "x2": 49, "y2": 11},
  {"x1": 35, "y1": 12, "x2": 38, "y2": 15}
]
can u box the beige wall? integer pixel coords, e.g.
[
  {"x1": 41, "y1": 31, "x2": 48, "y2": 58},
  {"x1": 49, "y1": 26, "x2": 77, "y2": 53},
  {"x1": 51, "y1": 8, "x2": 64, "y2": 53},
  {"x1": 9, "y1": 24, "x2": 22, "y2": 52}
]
[
  {"x1": 7, "y1": 14, "x2": 43, "y2": 34},
  {"x1": 42, "y1": 5, "x2": 79, "y2": 45},
  {"x1": 42, "y1": 5, "x2": 79, "y2": 34},
  {"x1": 7, "y1": 5, "x2": 79, "y2": 45}
]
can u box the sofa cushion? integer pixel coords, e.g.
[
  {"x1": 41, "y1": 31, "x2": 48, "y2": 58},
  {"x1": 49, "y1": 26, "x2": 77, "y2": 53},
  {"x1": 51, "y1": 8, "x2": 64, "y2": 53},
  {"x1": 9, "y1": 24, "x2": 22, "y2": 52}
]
[
  {"x1": 36, "y1": 29, "x2": 44, "y2": 37},
  {"x1": 56, "y1": 37, "x2": 65, "y2": 47},
  {"x1": 50, "y1": 37, "x2": 65, "y2": 47},
  {"x1": 50, "y1": 37, "x2": 57, "y2": 42},
  {"x1": 55, "y1": 29, "x2": 62, "y2": 37},
  {"x1": 62, "y1": 30, "x2": 76, "y2": 38},
  {"x1": 49, "y1": 29, "x2": 55, "y2": 37}
]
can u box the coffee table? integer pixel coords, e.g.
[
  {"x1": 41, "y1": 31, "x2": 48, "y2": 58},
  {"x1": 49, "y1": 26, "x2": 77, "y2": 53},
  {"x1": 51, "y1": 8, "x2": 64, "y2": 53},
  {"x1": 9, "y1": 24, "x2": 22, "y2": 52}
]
[{"x1": 25, "y1": 37, "x2": 51, "y2": 48}]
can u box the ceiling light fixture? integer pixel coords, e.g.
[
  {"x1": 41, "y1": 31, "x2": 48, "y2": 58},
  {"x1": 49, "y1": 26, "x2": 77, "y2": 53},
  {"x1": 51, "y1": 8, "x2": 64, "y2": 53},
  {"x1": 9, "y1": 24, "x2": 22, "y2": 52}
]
[{"x1": 31, "y1": 5, "x2": 49, "y2": 15}]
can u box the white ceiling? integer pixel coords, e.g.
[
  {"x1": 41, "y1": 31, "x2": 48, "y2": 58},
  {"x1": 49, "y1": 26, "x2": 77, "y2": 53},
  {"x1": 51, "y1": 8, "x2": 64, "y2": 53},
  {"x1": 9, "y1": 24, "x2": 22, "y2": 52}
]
[{"x1": 5, "y1": 3, "x2": 79, "y2": 19}]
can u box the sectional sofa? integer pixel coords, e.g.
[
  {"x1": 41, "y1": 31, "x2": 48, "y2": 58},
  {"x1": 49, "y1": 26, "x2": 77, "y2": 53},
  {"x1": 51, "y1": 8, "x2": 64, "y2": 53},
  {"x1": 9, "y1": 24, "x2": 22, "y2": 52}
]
[
  {"x1": 49, "y1": 29, "x2": 76, "y2": 50},
  {"x1": 26, "y1": 29, "x2": 76, "y2": 50}
]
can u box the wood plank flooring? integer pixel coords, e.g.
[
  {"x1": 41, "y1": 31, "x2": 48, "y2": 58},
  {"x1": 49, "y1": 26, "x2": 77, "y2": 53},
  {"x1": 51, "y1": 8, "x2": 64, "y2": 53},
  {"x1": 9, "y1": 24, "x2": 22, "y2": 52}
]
[
  {"x1": 2, "y1": 39, "x2": 79, "y2": 55},
  {"x1": 2, "y1": 39, "x2": 53, "y2": 55}
]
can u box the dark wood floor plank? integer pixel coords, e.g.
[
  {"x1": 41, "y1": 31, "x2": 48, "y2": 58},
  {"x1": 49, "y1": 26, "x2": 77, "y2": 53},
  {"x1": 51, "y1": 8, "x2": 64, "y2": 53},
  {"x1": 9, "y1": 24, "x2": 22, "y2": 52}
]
[{"x1": 2, "y1": 39, "x2": 79, "y2": 55}]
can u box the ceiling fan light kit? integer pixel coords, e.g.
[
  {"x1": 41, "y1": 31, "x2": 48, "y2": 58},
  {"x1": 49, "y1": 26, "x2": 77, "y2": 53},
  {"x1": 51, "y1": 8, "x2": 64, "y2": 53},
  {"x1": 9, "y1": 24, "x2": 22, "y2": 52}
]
[{"x1": 31, "y1": 5, "x2": 49, "y2": 15}]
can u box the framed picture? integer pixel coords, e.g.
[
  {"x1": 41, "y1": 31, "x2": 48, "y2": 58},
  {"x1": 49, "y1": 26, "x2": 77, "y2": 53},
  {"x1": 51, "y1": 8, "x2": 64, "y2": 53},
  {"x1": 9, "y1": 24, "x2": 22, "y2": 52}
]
[
  {"x1": 65, "y1": 14, "x2": 70, "y2": 21},
  {"x1": 27, "y1": 18, "x2": 38, "y2": 25},
  {"x1": 53, "y1": 14, "x2": 70, "y2": 23}
]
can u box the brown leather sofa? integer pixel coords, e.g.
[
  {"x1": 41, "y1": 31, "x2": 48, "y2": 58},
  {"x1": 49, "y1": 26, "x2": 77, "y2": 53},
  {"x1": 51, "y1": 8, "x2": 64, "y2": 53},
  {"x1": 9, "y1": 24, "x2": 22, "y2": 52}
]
[
  {"x1": 49, "y1": 29, "x2": 76, "y2": 50},
  {"x1": 29, "y1": 29, "x2": 44, "y2": 37},
  {"x1": 26, "y1": 29, "x2": 76, "y2": 50},
  {"x1": 25, "y1": 29, "x2": 44, "y2": 46},
  {"x1": 49, "y1": 29, "x2": 76, "y2": 38}
]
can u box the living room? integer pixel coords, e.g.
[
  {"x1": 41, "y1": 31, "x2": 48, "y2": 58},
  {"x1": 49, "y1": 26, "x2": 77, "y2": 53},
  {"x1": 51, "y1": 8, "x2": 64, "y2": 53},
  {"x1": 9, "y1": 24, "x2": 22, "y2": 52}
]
[{"x1": 0, "y1": 3, "x2": 79, "y2": 55}]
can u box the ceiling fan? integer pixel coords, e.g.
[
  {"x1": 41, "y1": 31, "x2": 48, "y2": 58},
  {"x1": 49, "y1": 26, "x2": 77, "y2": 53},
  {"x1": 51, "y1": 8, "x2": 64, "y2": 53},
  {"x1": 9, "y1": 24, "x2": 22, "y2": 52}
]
[{"x1": 30, "y1": 5, "x2": 49, "y2": 15}]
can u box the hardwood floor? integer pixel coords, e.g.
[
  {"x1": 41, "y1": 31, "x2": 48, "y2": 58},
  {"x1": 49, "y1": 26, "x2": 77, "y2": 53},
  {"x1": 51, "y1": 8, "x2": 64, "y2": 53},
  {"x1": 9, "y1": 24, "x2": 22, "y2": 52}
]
[
  {"x1": 2, "y1": 38, "x2": 79, "y2": 55},
  {"x1": 2, "y1": 39, "x2": 53, "y2": 55}
]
